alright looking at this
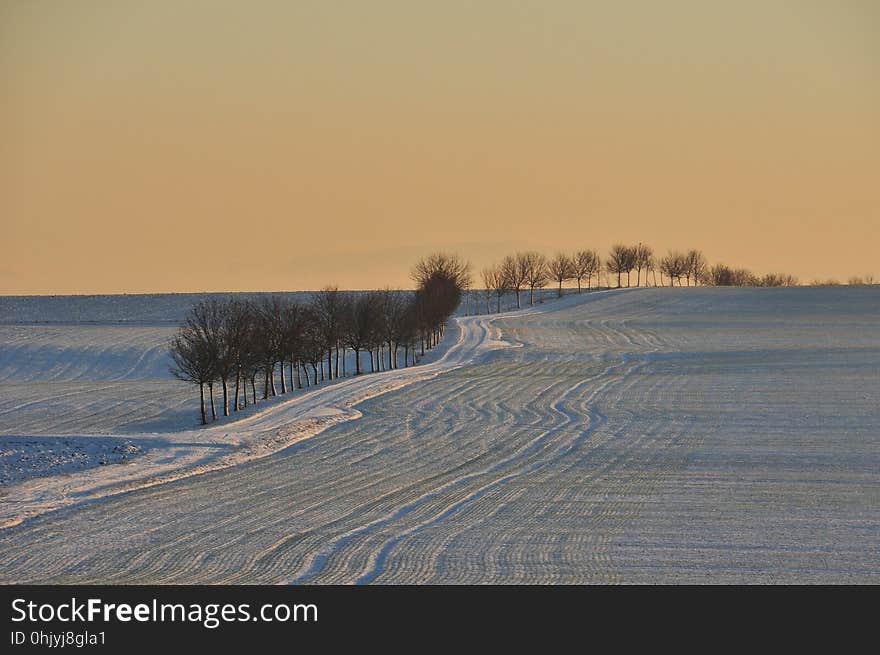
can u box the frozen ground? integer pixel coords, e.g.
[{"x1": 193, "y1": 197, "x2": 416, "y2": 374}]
[{"x1": 0, "y1": 286, "x2": 878, "y2": 582}]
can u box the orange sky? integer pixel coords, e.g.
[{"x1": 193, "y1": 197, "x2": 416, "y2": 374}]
[{"x1": 2, "y1": 1, "x2": 878, "y2": 294}]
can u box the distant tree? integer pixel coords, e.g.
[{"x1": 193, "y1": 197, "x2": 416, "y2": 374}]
[
  {"x1": 571, "y1": 250, "x2": 598, "y2": 292},
  {"x1": 312, "y1": 286, "x2": 343, "y2": 381},
  {"x1": 482, "y1": 266, "x2": 507, "y2": 313},
  {"x1": 411, "y1": 252, "x2": 472, "y2": 291},
  {"x1": 480, "y1": 268, "x2": 496, "y2": 313},
  {"x1": 521, "y1": 251, "x2": 549, "y2": 305},
  {"x1": 761, "y1": 273, "x2": 799, "y2": 287},
  {"x1": 226, "y1": 299, "x2": 255, "y2": 410},
  {"x1": 499, "y1": 254, "x2": 529, "y2": 308},
  {"x1": 342, "y1": 292, "x2": 379, "y2": 375},
  {"x1": 660, "y1": 251, "x2": 687, "y2": 286},
  {"x1": 634, "y1": 244, "x2": 653, "y2": 287},
  {"x1": 731, "y1": 268, "x2": 758, "y2": 286},
  {"x1": 684, "y1": 250, "x2": 706, "y2": 287},
  {"x1": 378, "y1": 288, "x2": 406, "y2": 370},
  {"x1": 547, "y1": 253, "x2": 574, "y2": 297},
  {"x1": 280, "y1": 299, "x2": 307, "y2": 390},
  {"x1": 177, "y1": 299, "x2": 226, "y2": 419},
  {"x1": 169, "y1": 327, "x2": 215, "y2": 425},
  {"x1": 254, "y1": 297, "x2": 286, "y2": 399},
  {"x1": 606, "y1": 244, "x2": 631, "y2": 288}
]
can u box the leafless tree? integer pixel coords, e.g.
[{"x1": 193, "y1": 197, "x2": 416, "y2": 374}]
[
  {"x1": 411, "y1": 252, "x2": 472, "y2": 291},
  {"x1": 731, "y1": 268, "x2": 758, "y2": 286},
  {"x1": 480, "y1": 268, "x2": 495, "y2": 313},
  {"x1": 634, "y1": 244, "x2": 653, "y2": 287},
  {"x1": 312, "y1": 286, "x2": 343, "y2": 381},
  {"x1": 521, "y1": 251, "x2": 549, "y2": 305},
  {"x1": 606, "y1": 244, "x2": 631, "y2": 288},
  {"x1": 707, "y1": 265, "x2": 757, "y2": 286},
  {"x1": 342, "y1": 292, "x2": 379, "y2": 375},
  {"x1": 681, "y1": 249, "x2": 705, "y2": 286},
  {"x1": 279, "y1": 299, "x2": 307, "y2": 391},
  {"x1": 659, "y1": 251, "x2": 686, "y2": 286},
  {"x1": 760, "y1": 273, "x2": 799, "y2": 287},
  {"x1": 499, "y1": 254, "x2": 528, "y2": 308},
  {"x1": 547, "y1": 253, "x2": 574, "y2": 297},
  {"x1": 482, "y1": 266, "x2": 507, "y2": 313},
  {"x1": 378, "y1": 288, "x2": 406, "y2": 370},
  {"x1": 571, "y1": 250, "x2": 598, "y2": 292},
  {"x1": 169, "y1": 327, "x2": 215, "y2": 425}
]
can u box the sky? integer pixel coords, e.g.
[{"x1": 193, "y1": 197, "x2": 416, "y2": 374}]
[{"x1": 2, "y1": 0, "x2": 878, "y2": 294}]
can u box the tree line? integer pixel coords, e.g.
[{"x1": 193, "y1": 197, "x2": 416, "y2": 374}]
[
  {"x1": 478, "y1": 244, "x2": 804, "y2": 311},
  {"x1": 170, "y1": 254, "x2": 471, "y2": 425}
]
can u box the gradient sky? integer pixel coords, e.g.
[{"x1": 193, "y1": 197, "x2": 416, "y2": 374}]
[{"x1": 2, "y1": 0, "x2": 878, "y2": 294}]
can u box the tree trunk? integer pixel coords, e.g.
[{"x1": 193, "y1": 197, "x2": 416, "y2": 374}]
[
  {"x1": 515, "y1": 288, "x2": 521, "y2": 308},
  {"x1": 233, "y1": 369, "x2": 240, "y2": 412},
  {"x1": 327, "y1": 349, "x2": 333, "y2": 381},
  {"x1": 221, "y1": 377, "x2": 229, "y2": 417},
  {"x1": 279, "y1": 361, "x2": 286, "y2": 394},
  {"x1": 388, "y1": 338, "x2": 393, "y2": 370},
  {"x1": 208, "y1": 383, "x2": 216, "y2": 421},
  {"x1": 251, "y1": 376, "x2": 257, "y2": 404},
  {"x1": 354, "y1": 348, "x2": 361, "y2": 375},
  {"x1": 199, "y1": 382, "x2": 207, "y2": 425}
]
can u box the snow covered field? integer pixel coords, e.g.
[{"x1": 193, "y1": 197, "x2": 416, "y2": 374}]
[{"x1": 0, "y1": 286, "x2": 878, "y2": 583}]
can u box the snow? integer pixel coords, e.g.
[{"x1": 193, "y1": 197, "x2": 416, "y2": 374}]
[{"x1": 0, "y1": 286, "x2": 878, "y2": 583}]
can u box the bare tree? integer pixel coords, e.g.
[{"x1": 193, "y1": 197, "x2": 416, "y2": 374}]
[
  {"x1": 411, "y1": 252, "x2": 472, "y2": 291},
  {"x1": 378, "y1": 288, "x2": 406, "y2": 370},
  {"x1": 685, "y1": 250, "x2": 706, "y2": 287},
  {"x1": 342, "y1": 292, "x2": 379, "y2": 375},
  {"x1": 499, "y1": 253, "x2": 529, "y2": 308},
  {"x1": 280, "y1": 299, "x2": 307, "y2": 391},
  {"x1": 761, "y1": 273, "x2": 799, "y2": 287},
  {"x1": 572, "y1": 250, "x2": 599, "y2": 292},
  {"x1": 660, "y1": 251, "x2": 687, "y2": 286},
  {"x1": 634, "y1": 244, "x2": 653, "y2": 287},
  {"x1": 169, "y1": 328, "x2": 215, "y2": 425},
  {"x1": 606, "y1": 244, "x2": 630, "y2": 288},
  {"x1": 521, "y1": 251, "x2": 549, "y2": 305},
  {"x1": 482, "y1": 265, "x2": 507, "y2": 313},
  {"x1": 254, "y1": 297, "x2": 286, "y2": 399},
  {"x1": 547, "y1": 253, "x2": 574, "y2": 297},
  {"x1": 312, "y1": 286, "x2": 343, "y2": 381},
  {"x1": 480, "y1": 268, "x2": 496, "y2": 313}
]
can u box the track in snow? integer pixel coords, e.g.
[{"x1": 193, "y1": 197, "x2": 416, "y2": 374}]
[{"x1": 0, "y1": 286, "x2": 878, "y2": 583}]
